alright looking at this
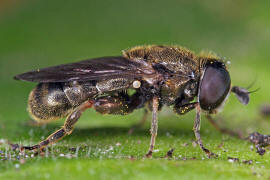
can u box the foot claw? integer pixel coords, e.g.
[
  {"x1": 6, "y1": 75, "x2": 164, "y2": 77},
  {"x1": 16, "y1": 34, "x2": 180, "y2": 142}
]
[
  {"x1": 128, "y1": 125, "x2": 140, "y2": 135},
  {"x1": 145, "y1": 151, "x2": 153, "y2": 158},
  {"x1": 128, "y1": 127, "x2": 135, "y2": 135},
  {"x1": 207, "y1": 152, "x2": 218, "y2": 158},
  {"x1": 20, "y1": 145, "x2": 41, "y2": 152}
]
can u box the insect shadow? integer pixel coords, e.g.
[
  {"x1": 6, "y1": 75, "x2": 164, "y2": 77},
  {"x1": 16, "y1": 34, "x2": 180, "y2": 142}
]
[{"x1": 22, "y1": 116, "x2": 219, "y2": 143}]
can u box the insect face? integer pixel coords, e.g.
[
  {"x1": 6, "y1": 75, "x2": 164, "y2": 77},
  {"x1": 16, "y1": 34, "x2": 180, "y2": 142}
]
[{"x1": 199, "y1": 61, "x2": 231, "y2": 112}]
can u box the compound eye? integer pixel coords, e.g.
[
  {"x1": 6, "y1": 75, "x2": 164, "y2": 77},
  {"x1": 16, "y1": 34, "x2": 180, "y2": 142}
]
[{"x1": 199, "y1": 65, "x2": 231, "y2": 111}]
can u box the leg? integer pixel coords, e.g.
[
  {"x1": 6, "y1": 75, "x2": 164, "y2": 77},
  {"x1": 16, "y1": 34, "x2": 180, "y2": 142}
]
[
  {"x1": 194, "y1": 105, "x2": 217, "y2": 158},
  {"x1": 27, "y1": 119, "x2": 49, "y2": 127},
  {"x1": 22, "y1": 101, "x2": 93, "y2": 151},
  {"x1": 206, "y1": 115, "x2": 244, "y2": 139},
  {"x1": 174, "y1": 102, "x2": 216, "y2": 157},
  {"x1": 23, "y1": 92, "x2": 146, "y2": 151},
  {"x1": 128, "y1": 108, "x2": 149, "y2": 134},
  {"x1": 145, "y1": 96, "x2": 159, "y2": 158}
]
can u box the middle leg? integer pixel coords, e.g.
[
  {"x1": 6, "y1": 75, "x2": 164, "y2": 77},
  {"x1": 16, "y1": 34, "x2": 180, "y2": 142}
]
[
  {"x1": 95, "y1": 94, "x2": 160, "y2": 158},
  {"x1": 145, "y1": 96, "x2": 159, "y2": 158}
]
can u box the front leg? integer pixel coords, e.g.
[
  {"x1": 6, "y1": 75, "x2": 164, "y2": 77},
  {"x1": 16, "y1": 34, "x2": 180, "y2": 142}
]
[
  {"x1": 206, "y1": 114, "x2": 244, "y2": 139},
  {"x1": 194, "y1": 105, "x2": 217, "y2": 158},
  {"x1": 176, "y1": 102, "x2": 243, "y2": 139},
  {"x1": 174, "y1": 102, "x2": 217, "y2": 158}
]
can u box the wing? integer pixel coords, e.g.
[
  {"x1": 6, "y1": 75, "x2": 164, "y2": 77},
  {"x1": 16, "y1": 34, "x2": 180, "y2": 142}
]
[{"x1": 14, "y1": 56, "x2": 155, "y2": 83}]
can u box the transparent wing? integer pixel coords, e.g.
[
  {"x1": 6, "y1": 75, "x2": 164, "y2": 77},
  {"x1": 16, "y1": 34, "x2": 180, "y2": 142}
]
[{"x1": 14, "y1": 56, "x2": 154, "y2": 83}]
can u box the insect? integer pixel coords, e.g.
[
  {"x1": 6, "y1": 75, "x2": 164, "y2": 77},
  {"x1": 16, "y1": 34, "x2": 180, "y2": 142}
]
[{"x1": 15, "y1": 45, "x2": 251, "y2": 157}]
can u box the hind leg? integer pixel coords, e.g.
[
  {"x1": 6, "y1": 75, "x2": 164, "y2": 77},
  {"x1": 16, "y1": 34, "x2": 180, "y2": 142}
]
[
  {"x1": 128, "y1": 108, "x2": 148, "y2": 135},
  {"x1": 23, "y1": 93, "x2": 146, "y2": 151},
  {"x1": 22, "y1": 100, "x2": 93, "y2": 151}
]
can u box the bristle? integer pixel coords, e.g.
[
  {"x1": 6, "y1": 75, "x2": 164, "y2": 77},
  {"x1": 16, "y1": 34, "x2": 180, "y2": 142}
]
[
  {"x1": 198, "y1": 50, "x2": 231, "y2": 70},
  {"x1": 198, "y1": 50, "x2": 220, "y2": 60}
]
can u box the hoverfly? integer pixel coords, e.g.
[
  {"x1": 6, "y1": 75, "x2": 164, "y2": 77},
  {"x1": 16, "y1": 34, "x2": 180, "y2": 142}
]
[{"x1": 15, "y1": 45, "x2": 250, "y2": 157}]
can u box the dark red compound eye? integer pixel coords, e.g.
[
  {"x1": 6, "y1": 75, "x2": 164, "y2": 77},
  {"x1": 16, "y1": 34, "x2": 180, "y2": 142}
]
[{"x1": 199, "y1": 62, "x2": 231, "y2": 111}]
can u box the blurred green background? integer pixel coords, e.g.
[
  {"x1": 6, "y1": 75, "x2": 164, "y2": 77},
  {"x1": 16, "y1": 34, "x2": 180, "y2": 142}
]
[{"x1": 1, "y1": 0, "x2": 270, "y2": 179}]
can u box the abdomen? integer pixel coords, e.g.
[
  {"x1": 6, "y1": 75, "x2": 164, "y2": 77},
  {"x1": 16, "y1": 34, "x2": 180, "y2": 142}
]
[
  {"x1": 28, "y1": 83, "x2": 73, "y2": 122},
  {"x1": 28, "y1": 81, "x2": 98, "y2": 122}
]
